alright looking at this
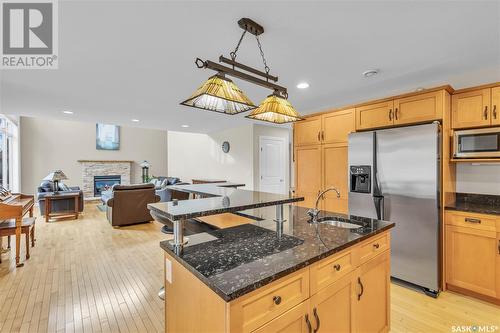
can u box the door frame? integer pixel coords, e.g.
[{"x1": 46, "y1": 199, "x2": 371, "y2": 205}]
[{"x1": 259, "y1": 135, "x2": 288, "y2": 194}]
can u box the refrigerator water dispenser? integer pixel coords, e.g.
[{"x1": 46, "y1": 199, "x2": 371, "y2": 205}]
[{"x1": 350, "y1": 165, "x2": 371, "y2": 193}]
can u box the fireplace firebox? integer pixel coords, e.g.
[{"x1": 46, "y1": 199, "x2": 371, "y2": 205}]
[{"x1": 94, "y1": 175, "x2": 121, "y2": 196}]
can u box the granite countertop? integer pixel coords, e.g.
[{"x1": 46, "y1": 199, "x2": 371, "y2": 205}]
[
  {"x1": 148, "y1": 184, "x2": 303, "y2": 221},
  {"x1": 445, "y1": 193, "x2": 500, "y2": 216},
  {"x1": 160, "y1": 205, "x2": 394, "y2": 302}
]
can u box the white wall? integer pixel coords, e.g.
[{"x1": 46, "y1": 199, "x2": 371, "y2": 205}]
[
  {"x1": 168, "y1": 125, "x2": 254, "y2": 189},
  {"x1": 253, "y1": 125, "x2": 291, "y2": 192},
  {"x1": 20, "y1": 116, "x2": 168, "y2": 194},
  {"x1": 456, "y1": 163, "x2": 500, "y2": 195}
]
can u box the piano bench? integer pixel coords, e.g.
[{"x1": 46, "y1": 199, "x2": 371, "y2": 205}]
[{"x1": 0, "y1": 217, "x2": 36, "y2": 264}]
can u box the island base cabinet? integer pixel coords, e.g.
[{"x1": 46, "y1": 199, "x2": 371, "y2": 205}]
[
  {"x1": 252, "y1": 300, "x2": 310, "y2": 333},
  {"x1": 354, "y1": 250, "x2": 391, "y2": 333},
  {"x1": 164, "y1": 231, "x2": 391, "y2": 333}
]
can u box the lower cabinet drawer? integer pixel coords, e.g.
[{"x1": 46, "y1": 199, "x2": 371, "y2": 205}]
[
  {"x1": 359, "y1": 233, "x2": 390, "y2": 264},
  {"x1": 310, "y1": 249, "x2": 355, "y2": 294},
  {"x1": 445, "y1": 211, "x2": 497, "y2": 232},
  {"x1": 230, "y1": 268, "x2": 310, "y2": 333}
]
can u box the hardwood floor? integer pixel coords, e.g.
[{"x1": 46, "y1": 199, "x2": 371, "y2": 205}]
[
  {"x1": 1, "y1": 203, "x2": 499, "y2": 333},
  {"x1": 0, "y1": 203, "x2": 167, "y2": 333}
]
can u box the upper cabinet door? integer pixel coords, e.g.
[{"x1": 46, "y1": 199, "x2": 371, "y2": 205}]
[
  {"x1": 452, "y1": 88, "x2": 491, "y2": 129},
  {"x1": 294, "y1": 116, "x2": 322, "y2": 146},
  {"x1": 393, "y1": 91, "x2": 444, "y2": 125},
  {"x1": 322, "y1": 109, "x2": 355, "y2": 144},
  {"x1": 491, "y1": 86, "x2": 500, "y2": 125},
  {"x1": 355, "y1": 101, "x2": 394, "y2": 130}
]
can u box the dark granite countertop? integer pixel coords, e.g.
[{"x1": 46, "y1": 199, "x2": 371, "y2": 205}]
[
  {"x1": 148, "y1": 184, "x2": 303, "y2": 221},
  {"x1": 160, "y1": 205, "x2": 394, "y2": 302},
  {"x1": 445, "y1": 193, "x2": 500, "y2": 216}
]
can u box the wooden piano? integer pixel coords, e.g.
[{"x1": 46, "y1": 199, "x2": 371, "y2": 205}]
[{"x1": 0, "y1": 193, "x2": 34, "y2": 267}]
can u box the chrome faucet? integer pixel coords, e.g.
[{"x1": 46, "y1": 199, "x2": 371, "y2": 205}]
[{"x1": 307, "y1": 187, "x2": 341, "y2": 222}]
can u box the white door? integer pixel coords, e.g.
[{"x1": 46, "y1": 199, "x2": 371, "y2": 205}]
[{"x1": 259, "y1": 136, "x2": 286, "y2": 194}]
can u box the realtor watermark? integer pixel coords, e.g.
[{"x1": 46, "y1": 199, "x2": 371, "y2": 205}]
[
  {"x1": 452, "y1": 325, "x2": 499, "y2": 332},
  {"x1": 1, "y1": 0, "x2": 58, "y2": 69}
]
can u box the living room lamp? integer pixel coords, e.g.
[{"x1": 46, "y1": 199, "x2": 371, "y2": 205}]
[
  {"x1": 140, "y1": 160, "x2": 151, "y2": 183},
  {"x1": 180, "y1": 18, "x2": 304, "y2": 123},
  {"x1": 43, "y1": 170, "x2": 68, "y2": 194}
]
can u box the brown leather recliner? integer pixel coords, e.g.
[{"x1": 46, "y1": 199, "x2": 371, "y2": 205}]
[{"x1": 105, "y1": 183, "x2": 160, "y2": 227}]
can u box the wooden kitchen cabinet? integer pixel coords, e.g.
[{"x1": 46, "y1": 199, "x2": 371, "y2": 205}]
[
  {"x1": 294, "y1": 145, "x2": 322, "y2": 209},
  {"x1": 294, "y1": 116, "x2": 322, "y2": 146},
  {"x1": 322, "y1": 144, "x2": 348, "y2": 214},
  {"x1": 252, "y1": 301, "x2": 310, "y2": 333},
  {"x1": 393, "y1": 90, "x2": 444, "y2": 125},
  {"x1": 322, "y1": 108, "x2": 355, "y2": 144},
  {"x1": 445, "y1": 223, "x2": 498, "y2": 298},
  {"x1": 491, "y1": 86, "x2": 500, "y2": 125},
  {"x1": 452, "y1": 88, "x2": 491, "y2": 129},
  {"x1": 355, "y1": 101, "x2": 394, "y2": 130},
  {"x1": 309, "y1": 271, "x2": 356, "y2": 333},
  {"x1": 354, "y1": 250, "x2": 391, "y2": 333}
]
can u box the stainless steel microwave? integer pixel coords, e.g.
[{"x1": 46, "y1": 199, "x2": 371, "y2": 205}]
[{"x1": 453, "y1": 127, "x2": 500, "y2": 158}]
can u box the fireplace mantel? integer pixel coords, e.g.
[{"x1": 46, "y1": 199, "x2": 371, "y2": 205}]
[
  {"x1": 80, "y1": 160, "x2": 131, "y2": 198},
  {"x1": 78, "y1": 160, "x2": 134, "y2": 163}
]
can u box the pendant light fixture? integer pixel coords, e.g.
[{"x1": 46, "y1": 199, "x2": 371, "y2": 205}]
[{"x1": 180, "y1": 18, "x2": 303, "y2": 124}]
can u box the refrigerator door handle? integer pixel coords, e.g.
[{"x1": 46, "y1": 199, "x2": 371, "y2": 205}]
[{"x1": 373, "y1": 195, "x2": 384, "y2": 220}]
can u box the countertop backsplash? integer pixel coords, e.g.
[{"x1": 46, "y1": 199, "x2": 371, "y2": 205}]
[{"x1": 456, "y1": 163, "x2": 500, "y2": 195}]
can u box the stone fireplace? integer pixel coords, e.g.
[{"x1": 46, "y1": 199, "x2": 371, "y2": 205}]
[{"x1": 78, "y1": 160, "x2": 132, "y2": 198}]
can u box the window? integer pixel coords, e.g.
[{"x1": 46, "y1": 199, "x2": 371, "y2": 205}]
[{"x1": 0, "y1": 115, "x2": 19, "y2": 191}]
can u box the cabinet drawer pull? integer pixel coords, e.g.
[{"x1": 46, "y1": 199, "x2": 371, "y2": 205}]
[
  {"x1": 333, "y1": 264, "x2": 341, "y2": 271},
  {"x1": 305, "y1": 314, "x2": 312, "y2": 333},
  {"x1": 373, "y1": 243, "x2": 380, "y2": 249},
  {"x1": 313, "y1": 308, "x2": 320, "y2": 333},
  {"x1": 464, "y1": 218, "x2": 481, "y2": 224},
  {"x1": 357, "y1": 277, "x2": 364, "y2": 300},
  {"x1": 389, "y1": 109, "x2": 393, "y2": 121},
  {"x1": 395, "y1": 108, "x2": 399, "y2": 120},
  {"x1": 272, "y1": 295, "x2": 282, "y2": 305},
  {"x1": 493, "y1": 105, "x2": 497, "y2": 119},
  {"x1": 484, "y1": 106, "x2": 488, "y2": 120}
]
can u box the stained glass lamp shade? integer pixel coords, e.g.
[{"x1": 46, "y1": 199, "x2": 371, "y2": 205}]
[{"x1": 246, "y1": 94, "x2": 304, "y2": 124}]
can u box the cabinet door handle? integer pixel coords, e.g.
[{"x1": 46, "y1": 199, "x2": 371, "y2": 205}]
[
  {"x1": 389, "y1": 109, "x2": 393, "y2": 121},
  {"x1": 317, "y1": 131, "x2": 321, "y2": 142},
  {"x1": 333, "y1": 264, "x2": 341, "y2": 271},
  {"x1": 484, "y1": 106, "x2": 488, "y2": 120},
  {"x1": 305, "y1": 314, "x2": 312, "y2": 333},
  {"x1": 313, "y1": 308, "x2": 320, "y2": 333},
  {"x1": 321, "y1": 131, "x2": 325, "y2": 141},
  {"x1": 373, "y1": 243, "x2": 380, "y2": 249},
  {"x1": 493, "y1": 105, "x2": 497, "y2": 119},
  {"x1": 272, "y1": 295, "x2": 282, "y2": 305},
  {"x1": 464, "y1": 218, "x2": 481, "y2": 224},
  {"x1": 357, "y1": 277, "x2": 364, "y2": 300},
  {"x1": 498, "y1": 240, "x2": 500, "y2": 255},
  {"x1": 395, "y1": 108, "x2": 399, "y2": 120}
]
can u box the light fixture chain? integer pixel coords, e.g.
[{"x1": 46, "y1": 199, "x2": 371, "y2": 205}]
[
  {"x1": 230, "y1": 30, "x2": 247, "y2": 61},
  {"x1": 255, "y1": 35, "x2": 270, "y2": 74}
]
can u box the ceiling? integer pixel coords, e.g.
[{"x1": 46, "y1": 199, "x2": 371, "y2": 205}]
[{"x1": 1, "y1": 1, "x2": 499, "y2": 133}]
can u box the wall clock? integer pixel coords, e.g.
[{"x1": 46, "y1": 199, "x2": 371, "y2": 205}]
[{"x1": 222, "y1": 141, "x2": 230, "y2": 153}]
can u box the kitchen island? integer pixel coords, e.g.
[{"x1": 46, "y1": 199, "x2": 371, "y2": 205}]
[{"x1": 149, "y1": 185, "x2": 395, "y2": 333}]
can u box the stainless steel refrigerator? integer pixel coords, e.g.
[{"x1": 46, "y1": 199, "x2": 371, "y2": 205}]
[{"x1": 348, "y1": 123, "x2": 440, "y2": 296}]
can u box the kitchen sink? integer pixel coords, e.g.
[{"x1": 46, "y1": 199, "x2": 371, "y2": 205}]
[{"x1": 316, "y1": 217, "x2": 361, "y2": 229}]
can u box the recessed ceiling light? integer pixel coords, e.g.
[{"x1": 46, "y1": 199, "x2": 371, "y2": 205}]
[
  {"x1": 62, "y1": 110, "x2": 73, "y2": 114},
  {"x1": 181, "y1": 124, "x2": 189, "y2": 128},
  {"x1": 131, "y1": 119, "x2": 140, "y2": 122},
  {"x1": 296, "y1": 82, "x2": 309, "y2": 89},
  {"x1": 362, "y1": 69, "x2": 379, "y2": 78}
]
